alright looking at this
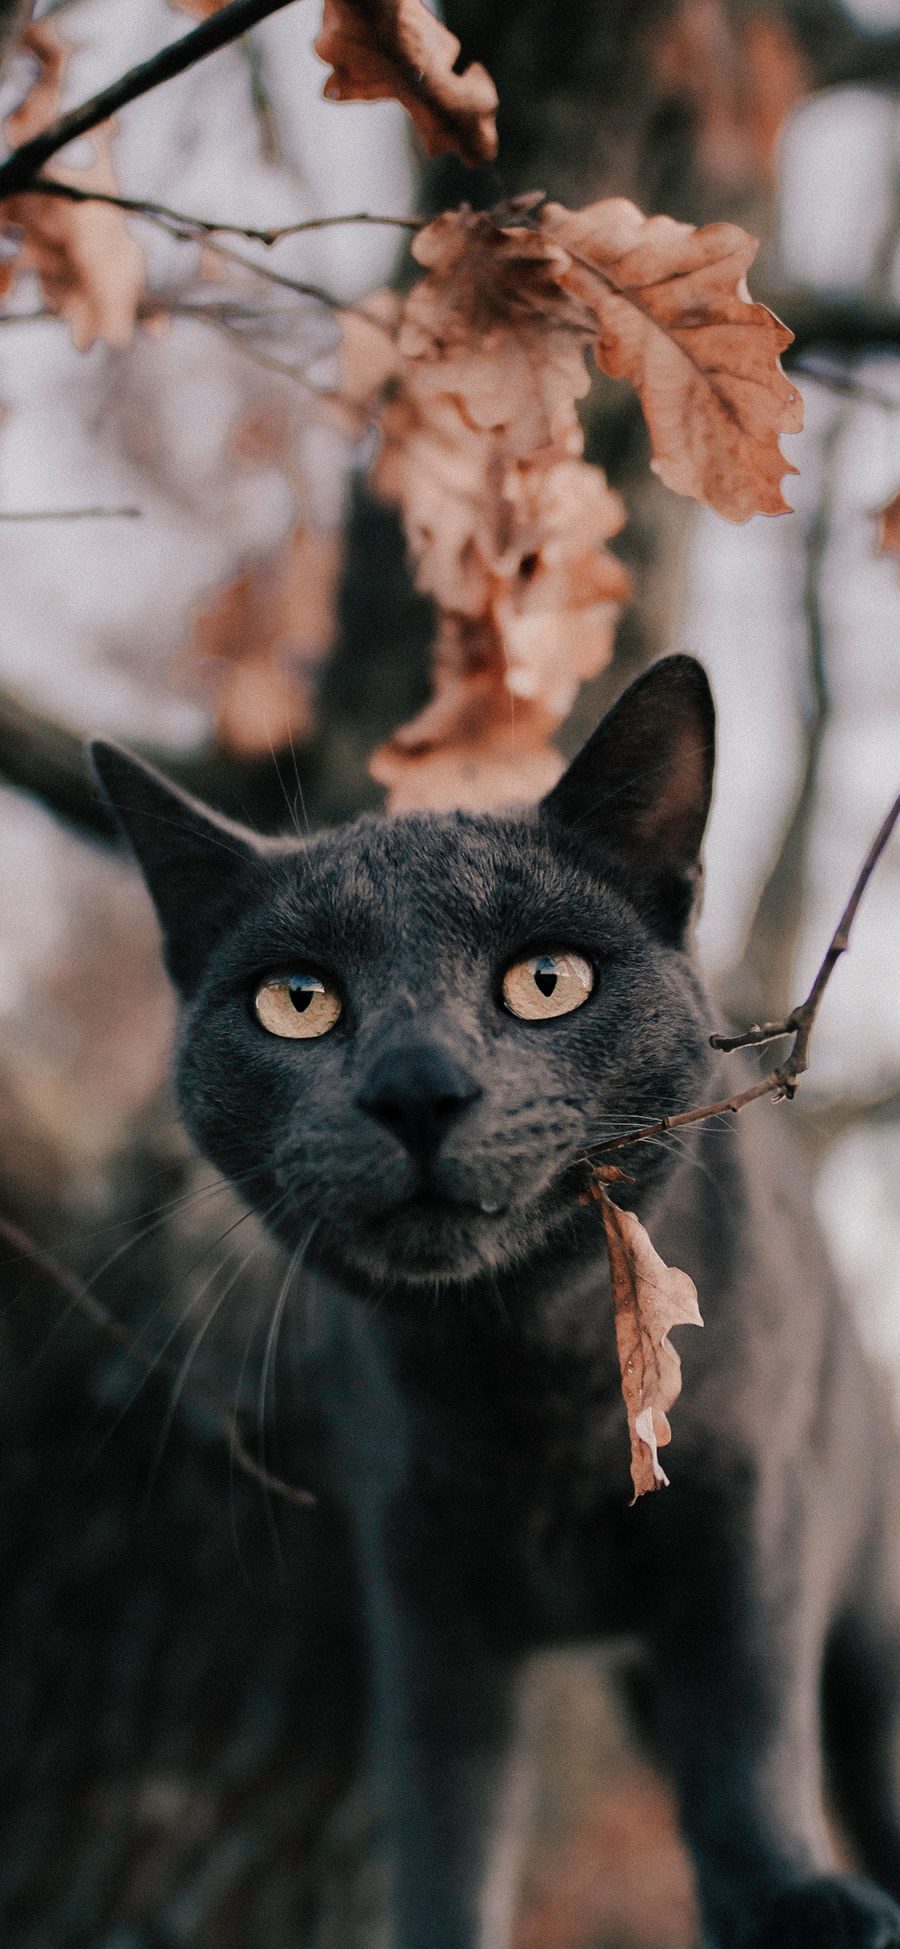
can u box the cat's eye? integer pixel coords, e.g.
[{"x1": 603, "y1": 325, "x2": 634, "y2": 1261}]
[
  {"x1": 254, "y1": 972, "x2": 342, "y2": 1040},
  {"x1": 501, "y1": 950, "x2": 594, "y2": 1021}
]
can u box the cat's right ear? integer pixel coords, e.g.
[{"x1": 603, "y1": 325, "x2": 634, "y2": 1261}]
[
  {"x1": 90, "y1": 742, "x2": 264, "y2": 995},
  {"x1": 539, "y1": 655, "x2": 715, "y2": 940}
]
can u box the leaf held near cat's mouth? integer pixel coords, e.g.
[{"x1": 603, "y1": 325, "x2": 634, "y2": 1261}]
[{"x1": 590, "y1": 1175, "x2": 703, "y2": 1501}]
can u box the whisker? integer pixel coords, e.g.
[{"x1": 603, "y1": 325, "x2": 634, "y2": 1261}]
[
  {"x1": 80, "y1": 1202, "x2": 265, "y2": 1474},
  {"x1": 141, "y1": 1225, "x2": 274, "y2": 1511}
]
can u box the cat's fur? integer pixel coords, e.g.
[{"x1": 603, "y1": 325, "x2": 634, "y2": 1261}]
[{"x1": 93, "y1": 656, "x2": 900, "y2": 1949}]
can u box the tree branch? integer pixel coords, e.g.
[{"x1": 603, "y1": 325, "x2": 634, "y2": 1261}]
[
  {"x1": 587, "y1": 788, "x2": 900, "y2": 1160},
  {"x1": 0, "y1": 680, "x2": 313, "y2": 841},
  {"x1": 0, "y1": 504, "x2": 140, "y2": 519},
  {"x1": 24, "y1": 181, "x2": 422, "y2": 245},
  {"x1": 0, "y1": 0, "x2": 301, "y2": 201}
]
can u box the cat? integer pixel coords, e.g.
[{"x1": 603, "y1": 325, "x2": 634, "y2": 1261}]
[{"x1": 92, "y1": 654, "x2": 900, "y2": 1949}]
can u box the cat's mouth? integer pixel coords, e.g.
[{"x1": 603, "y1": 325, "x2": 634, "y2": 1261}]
[
  {"x1": 331, "y1": 1177, "x2": 516, "y2": 1284},
  {"x1": 397, "y1": 1189, "x2": 507, "y2": 1219},
  {"x1": 365, "y1": 1186, "x2": 509, "y2": 1237}
]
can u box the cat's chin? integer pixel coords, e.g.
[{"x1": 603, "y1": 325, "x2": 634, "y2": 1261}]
[{"x1": 308, "y1": 1181, "x2": 585, "y2": 1294}]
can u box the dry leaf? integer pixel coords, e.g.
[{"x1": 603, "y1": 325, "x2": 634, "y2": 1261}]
[
  {"x1": 594, "y1": 1181, "x2": 702, "y2": 1501},
  {"x1": 329, "y1": 291, "x2": 402, "y2": 437},
  {"x1": 368, "y1": 205, "x2": 632, "y2": 810},
  {"x1": 877, "y1": 491, "x2": 900, "y2": 562},
  {"x1": 1, "y1": 23, "x2": 144, "y2": 349},
  {"x1": 314, "y1": 0, "x2": 499, "y2": 165},
  {"x1": 401, "y1": 205, "x2": 589, "y2": 451},
  {"x1": 367, "y1": 190, "x2": 800, "y2": 807},
  {"x1": 370, "y1": 614, "x2": 565, "y2": 811},
  {"x1": 181, "y1": 525, "x2": 341, "y2": 756},
  {"x1": 649, "y1": 0, "x2": 809, "y2": 190},
  {"x1": 540, "y1": 197, "x2": 803, "y2": 522}
]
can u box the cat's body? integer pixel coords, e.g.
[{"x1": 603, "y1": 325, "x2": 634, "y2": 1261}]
[{"x1": 93, "y1": 658, "x2": 900, "y2": 1949}]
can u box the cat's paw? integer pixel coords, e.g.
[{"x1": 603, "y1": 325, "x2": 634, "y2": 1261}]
[{"x1": 744, "y1": 1876, "x2": 900, "y2": 1948}]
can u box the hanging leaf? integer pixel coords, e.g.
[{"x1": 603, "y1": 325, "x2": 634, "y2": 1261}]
[
  {"x1": 370, "y1": 614, "x2": 565, "y2": 811},
  {"x1": 1, "y1": 22, "x2": 144, "y2": 350},
  {"x1": 592, "y1": 1176, "x2": 703, "y2": 1502},
  {"x1": 314, "y1": 0, "x2": 499, "y2": 165},
  {"x1": 540, "y1": 197, "x2": 803, "y2": 522},
  {"x1": 180, "y1": 524, "x2": 342, "y2": 757},
  {"x1": 363, "y1": 187, "x2": 803, "y2": 806},
  {"x1": 399, "y1": 204, "x2": 589, "y2": 450}
]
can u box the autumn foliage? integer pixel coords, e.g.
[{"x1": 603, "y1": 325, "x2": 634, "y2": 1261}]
[
  {"x1": 0, "y1": 0, "x2": 814, "y2": 1494},
  {"x1": 367, "y1": 193, "x2": 801, "y2": 811},
  {"x1": 1, "y1": 23, "x2": 143, "y2": 348}
]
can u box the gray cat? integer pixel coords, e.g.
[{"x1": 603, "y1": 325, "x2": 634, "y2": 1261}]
[{"x1": 93, "y1": 655, "x2": 900, "y2": 1949}]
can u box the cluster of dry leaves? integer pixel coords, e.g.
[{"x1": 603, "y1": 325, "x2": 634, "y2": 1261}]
[
  {"x1": 365, "y1": 191, "x2": 802, "y2": 809},
  {"x1": 0, "y1": 0, "x2": 889, "y2": 1499}
]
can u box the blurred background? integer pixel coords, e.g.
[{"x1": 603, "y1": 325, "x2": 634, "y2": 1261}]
[{"x1": 0, "y1": 0, "x2": 897, "y2": 1943}]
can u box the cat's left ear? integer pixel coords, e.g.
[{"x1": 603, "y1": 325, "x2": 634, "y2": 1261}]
[
  {"x1": 91, "y1": 742, "x2": 265, "y2": 994},
  {"x1": 540, "y1": 655, "x2": 715, "y2": 940}
]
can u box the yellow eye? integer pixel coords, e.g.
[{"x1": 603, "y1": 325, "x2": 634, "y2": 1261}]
[
  {"x1": 502, "y1": 949, "x2": 594, "y2": 1022},
  {"x1": 254, "y1": 972, "x2": 342, "y2": 1040}
]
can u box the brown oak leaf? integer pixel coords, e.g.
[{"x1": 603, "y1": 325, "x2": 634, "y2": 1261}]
[
  {"x1": 594, "y1": 1180, "x2": 703, "y2": 1502},
  {"x1": 370, "y1": 392, "x2": 629, "y2": 806},
  {"x1": 367, "y1": 188, "x2": 799, "y2": 808},
  {"x1": 367, "y1": 205, "x2": 632, "y2": 810},
  {"x1": 400, "y1": 206, "x2": 588, "y2": 452},
  {"x1": 370, "y1": 615, "x2": 564, "y2": 812},
  {"x1": 180, "y1": 525, "x2": 341, "y2": 757},
  {"x1": 540, "y1": 197, "x2": 803, "y2": 522},
  {"x1": 314, "y1": 0, "x2": 499, "y2": 166},
  {"x1": 1, "y1": 23, "x2": 144, "y2": 349}
]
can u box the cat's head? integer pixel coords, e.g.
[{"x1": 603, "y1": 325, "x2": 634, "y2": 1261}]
[{"x1": 92, "y1": 656, "x2": 715, "y2": 1295}]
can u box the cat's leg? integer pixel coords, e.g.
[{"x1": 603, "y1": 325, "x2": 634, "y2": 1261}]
[
  {"x1": 366, "y1": 1580, "x2": 529, "y2": 1949},
  {"x1": 640, "y1": 1486, "x2": 900, "y2": 1949},
  {"x1": 823, "y1": 1531, "x2": 900, "y2": 1903},
  {"x1": 351, "y1": 1476, "x2": 528, "y2": 1949}
]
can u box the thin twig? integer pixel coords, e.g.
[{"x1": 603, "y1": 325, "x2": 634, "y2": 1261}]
[
  {"x1": 0, "y1": 0, "x2": 301, "y2": 201},
  {"x1": 0, "y1": 1212, "x2": 316, "y2": 1508},
  {"x1": 588, "y1": 789, "x2": 900, "y2": 1159},
  {"x1": 24, "y1": 182, "x2": 423, "y2": 246},
  {"x1": 0, "y1": 504, "x2": 140, "y2": 520}
]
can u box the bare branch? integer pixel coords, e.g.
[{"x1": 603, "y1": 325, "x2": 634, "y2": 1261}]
[
  {"x1": 0, "y1": 0, "x2": 301, "y2": 201},
  {"x1": 0, "y1": 504, "x2": 140, "y2": 519},
  {"x1": 588, "y1": 789, "x2": 900, "y2": 1160},
  {"x1": 24, "y1": 181, "x2": 422, "y2": 245},
  {"x1": 0, "y1": 1211, "x2": 316, "y2": 1508}
]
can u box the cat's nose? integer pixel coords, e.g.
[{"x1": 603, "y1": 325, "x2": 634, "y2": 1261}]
[{"x1": 356, "y1": 1044, "x2": 482, "y2": 1157}]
